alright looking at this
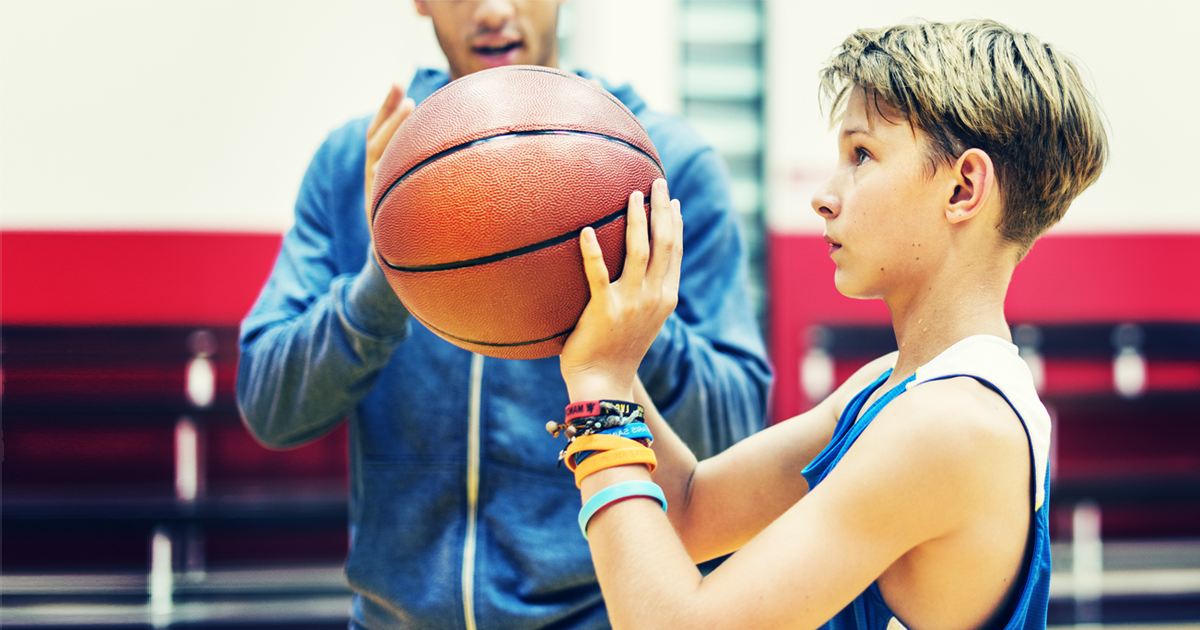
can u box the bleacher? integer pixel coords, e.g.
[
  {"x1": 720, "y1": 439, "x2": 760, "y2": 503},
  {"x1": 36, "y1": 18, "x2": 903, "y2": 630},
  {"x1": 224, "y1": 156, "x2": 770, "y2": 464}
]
[{"x1": 2, "y1": 232, "x2": 354, "y2": 628}]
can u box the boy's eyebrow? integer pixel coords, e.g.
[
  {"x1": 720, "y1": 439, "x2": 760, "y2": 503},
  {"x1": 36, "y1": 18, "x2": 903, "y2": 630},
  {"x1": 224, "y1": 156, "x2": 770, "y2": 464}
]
[{"x1": 842, "y1": 127, "x2": 874, "y2": 138}]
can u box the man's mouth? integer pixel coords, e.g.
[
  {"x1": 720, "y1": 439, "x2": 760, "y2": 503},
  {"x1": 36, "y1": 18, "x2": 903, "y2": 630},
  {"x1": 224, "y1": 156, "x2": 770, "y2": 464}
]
[{"x1": 473, "y1": 41, "x2": 523, "y2": 57}]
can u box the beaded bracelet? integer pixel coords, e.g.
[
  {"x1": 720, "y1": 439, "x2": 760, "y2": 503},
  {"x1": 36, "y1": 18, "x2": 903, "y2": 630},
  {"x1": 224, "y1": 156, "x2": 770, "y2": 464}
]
[
  {"x1": 578, "y1": 480, "x2": 667, "y2": 540},
  {"x1": 547, "y1": 400, "x2": 646, "y2": 467},
  {"x1": 546, "y1": 400, "x2": 645, "y2": 440}
]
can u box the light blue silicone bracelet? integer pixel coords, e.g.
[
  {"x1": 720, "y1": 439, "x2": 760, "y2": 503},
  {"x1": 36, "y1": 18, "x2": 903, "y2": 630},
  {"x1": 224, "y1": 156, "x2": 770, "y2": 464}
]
[{"x1": 578, "y1": 480, "x2": 667, "y2": 540}]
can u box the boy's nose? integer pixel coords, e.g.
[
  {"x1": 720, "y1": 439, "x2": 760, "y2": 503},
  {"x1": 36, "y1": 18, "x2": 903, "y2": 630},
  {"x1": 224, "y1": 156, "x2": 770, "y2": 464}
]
[{"x1": 811, "y1": 182, "x2": 840, "y2": 219}]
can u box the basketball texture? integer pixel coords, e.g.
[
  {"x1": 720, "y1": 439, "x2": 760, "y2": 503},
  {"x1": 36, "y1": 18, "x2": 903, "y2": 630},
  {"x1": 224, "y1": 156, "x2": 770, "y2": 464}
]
[{"x1": 370, "y1": 66, "x2": 665, "y2": 360}]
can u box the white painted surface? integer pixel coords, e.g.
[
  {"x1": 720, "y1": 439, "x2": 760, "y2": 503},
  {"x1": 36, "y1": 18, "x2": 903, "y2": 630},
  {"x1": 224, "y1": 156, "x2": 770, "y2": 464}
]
[
  {"x1": 766, "y1": 0, "x2": 1200, "y2": 235},
  {"x1": 567, "y1": 0, "x2": 681, "y2": 115},
  {"x1": 1, "y1": 0, "x2": 442, "y2": 232},
  {"x1": 4, "y1": 1, "x2": 1192, "y2": 234}
]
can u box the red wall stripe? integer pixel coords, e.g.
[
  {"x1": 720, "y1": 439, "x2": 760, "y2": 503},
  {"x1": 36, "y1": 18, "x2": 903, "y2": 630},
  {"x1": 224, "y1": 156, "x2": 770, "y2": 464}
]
[
  {"x1": 2, "y1": 231, "x2": 282, "y2": 326},
  {"x1": 768, "y1": 233, "x2": 1200, "y2": 423}
]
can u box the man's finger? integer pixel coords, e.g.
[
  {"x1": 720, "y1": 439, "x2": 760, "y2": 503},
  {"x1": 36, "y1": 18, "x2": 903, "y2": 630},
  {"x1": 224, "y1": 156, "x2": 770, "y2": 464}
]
[
  {"x1": 368, "y1": 96, "x2": 414, "y2": 161},
  {"x1": 367, "y1": 84, "x2": 403, "y2": 138}
]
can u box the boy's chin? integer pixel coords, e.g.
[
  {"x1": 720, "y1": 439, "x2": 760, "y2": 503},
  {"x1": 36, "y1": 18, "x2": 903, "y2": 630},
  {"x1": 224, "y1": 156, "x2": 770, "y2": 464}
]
[{"x1": 832, "y1": 273, "x2": 879, "y2": 301}]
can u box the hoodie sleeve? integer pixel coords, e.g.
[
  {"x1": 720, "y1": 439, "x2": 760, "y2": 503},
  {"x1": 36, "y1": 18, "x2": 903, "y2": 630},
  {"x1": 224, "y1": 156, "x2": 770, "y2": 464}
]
[
  {"x1": 236, "y1": 119, "x2": 412, "y2": 449},
  {"x1": 638, "y1": 126, "x2": 773, "y2": 458}
]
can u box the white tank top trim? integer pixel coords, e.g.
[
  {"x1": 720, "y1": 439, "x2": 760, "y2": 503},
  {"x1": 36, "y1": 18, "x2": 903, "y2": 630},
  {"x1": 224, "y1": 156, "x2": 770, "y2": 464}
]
[{"x1": 908, "y1": 334, "x2": 1052, "y2": 510}]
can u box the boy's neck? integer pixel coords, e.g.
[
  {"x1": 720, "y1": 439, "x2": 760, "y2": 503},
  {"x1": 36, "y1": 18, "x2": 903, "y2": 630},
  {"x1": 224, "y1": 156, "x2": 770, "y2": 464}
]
[{"x1": 885, "y1": 268, "x2": 1014, "y2": 382}]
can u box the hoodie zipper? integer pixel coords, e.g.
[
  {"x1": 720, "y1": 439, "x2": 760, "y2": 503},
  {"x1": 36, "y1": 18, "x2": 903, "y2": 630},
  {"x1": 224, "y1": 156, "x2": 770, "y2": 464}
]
[{"x1": 462, "y1": 352, "x2": 484, "y2": 630}]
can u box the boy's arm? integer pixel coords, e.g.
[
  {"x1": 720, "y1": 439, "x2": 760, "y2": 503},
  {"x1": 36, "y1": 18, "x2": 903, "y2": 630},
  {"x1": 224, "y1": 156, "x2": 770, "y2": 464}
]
[
  {"x1": 633, "y1": 353, "x2": 894, "y2": 563},
  {"x1": 583, "y1": 381, "x2": 1024, "y2": 629}
]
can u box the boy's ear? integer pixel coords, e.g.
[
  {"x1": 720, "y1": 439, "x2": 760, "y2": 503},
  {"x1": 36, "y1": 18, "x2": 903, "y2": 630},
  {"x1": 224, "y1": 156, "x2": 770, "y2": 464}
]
[{"x1": 946, "y1": 148, "x2": 996, "y2": 224}]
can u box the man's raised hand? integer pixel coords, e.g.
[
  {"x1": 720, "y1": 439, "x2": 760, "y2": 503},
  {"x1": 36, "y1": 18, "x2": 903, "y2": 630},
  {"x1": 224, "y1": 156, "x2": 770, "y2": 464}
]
[{"x1": 364, "y1": 84, "x2": 415, "y2": 227}]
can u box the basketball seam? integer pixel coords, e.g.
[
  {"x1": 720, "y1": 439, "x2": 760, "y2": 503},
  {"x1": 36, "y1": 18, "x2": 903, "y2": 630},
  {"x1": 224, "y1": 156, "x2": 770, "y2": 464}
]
[
  {"x1": 416, "y1": 66, "x2": 650, "y2": 149},
  {"x1": 380, "y1": 203, "x2": 634, "y2": 272},
  {"x1": 371, "y1": 129, "x2": 665, "y2": 224},
  {"x1": 410, "y1": 309, "x2": 573, "y2": 348}
]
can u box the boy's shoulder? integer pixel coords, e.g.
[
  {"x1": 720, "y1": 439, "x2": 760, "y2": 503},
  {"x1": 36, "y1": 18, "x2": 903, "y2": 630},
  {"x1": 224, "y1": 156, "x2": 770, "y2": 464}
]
[{"x1": 862, "y1": 334, "x2": 1052, "y2": 506}]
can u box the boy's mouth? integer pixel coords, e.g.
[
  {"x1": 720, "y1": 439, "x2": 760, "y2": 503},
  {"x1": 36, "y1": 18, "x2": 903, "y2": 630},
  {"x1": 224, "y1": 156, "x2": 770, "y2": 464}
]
[{"x1": 824, "y1": 235, "x2": 842, "y2": 255}]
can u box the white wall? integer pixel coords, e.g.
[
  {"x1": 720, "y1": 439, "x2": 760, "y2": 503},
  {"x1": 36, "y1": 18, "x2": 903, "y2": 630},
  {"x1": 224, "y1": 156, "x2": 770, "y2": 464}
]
[
  {"x1": 766, "y1": 0, "x2": 1200, "y2": 235},
  {"x1": 0, "y1": 0, "x2": 443, "y2": 232},
  {"x1": 566, "y1": 0, "x2": 681, "y2": 115},
  {"x1": 0, "y1": 0, "x2": 681, "y2": 233},
  {"x1": 5, "y1": 1, "x2": 1192, "y2": 235}
]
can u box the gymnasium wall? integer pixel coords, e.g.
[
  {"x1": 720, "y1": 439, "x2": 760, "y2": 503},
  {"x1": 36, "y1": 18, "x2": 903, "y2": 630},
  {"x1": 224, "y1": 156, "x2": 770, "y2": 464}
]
[{"x1": 3, "y1": 0, "x2": 1199, "y2": 397}]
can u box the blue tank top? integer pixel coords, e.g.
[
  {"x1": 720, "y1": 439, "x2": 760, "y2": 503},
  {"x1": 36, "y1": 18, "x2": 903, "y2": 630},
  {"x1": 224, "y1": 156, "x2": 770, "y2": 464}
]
[{"x1": 801, "y1": 335, "x2": 1052, "y2": 630}]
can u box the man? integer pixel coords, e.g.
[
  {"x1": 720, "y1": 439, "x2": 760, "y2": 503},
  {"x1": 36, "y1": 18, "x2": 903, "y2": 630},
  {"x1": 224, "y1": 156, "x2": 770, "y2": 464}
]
[{"x1": 236, "y1": 1, "x2": 771, "y2": 628}]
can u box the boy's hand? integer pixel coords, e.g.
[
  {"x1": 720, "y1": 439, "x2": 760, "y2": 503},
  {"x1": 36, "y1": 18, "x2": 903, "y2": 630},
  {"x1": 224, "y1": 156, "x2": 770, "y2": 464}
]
[
  {"x1": 560, "y1": 178, "x2": 683, "y2": 403},
  {"x1": 364, "y1": 83, "x2": 416, "y2": 227}
]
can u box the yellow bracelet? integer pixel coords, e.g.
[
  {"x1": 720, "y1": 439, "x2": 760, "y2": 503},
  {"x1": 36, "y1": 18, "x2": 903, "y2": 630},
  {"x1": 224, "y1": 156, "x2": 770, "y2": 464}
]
[
  {"x1": 564, "y1": 434, "x2": 646, "y2": 472},
  {"x1": 574, "y1": 446, "x2": 658, "y2": 489}
]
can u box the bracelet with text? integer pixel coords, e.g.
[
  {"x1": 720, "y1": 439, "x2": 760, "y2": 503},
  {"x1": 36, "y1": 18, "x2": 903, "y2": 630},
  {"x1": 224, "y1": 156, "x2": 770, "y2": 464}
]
[
  {"x1": 546, "y1": 400, "x2": 645, "y2": 439},
  {"x1": 574, "y1": 446, "x2": 658, "y2": 489},
  {"x1": 547, "y1": 400, "x2": 645, "y2": 467},
  {"x1": 578, "y1": 480, "x2": 667, "y2": 540}
]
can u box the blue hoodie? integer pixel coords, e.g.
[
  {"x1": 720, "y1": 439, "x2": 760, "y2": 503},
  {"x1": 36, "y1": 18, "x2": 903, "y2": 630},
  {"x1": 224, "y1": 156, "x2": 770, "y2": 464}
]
[{"x1": 237, "y1": 68, "x2": 772, "y2": 629}]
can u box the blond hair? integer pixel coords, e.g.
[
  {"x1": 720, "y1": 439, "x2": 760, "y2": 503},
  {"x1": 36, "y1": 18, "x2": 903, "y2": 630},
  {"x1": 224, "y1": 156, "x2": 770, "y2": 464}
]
[{"x1": 819, "y1": 19, "x2": 1108, "y2": 257}]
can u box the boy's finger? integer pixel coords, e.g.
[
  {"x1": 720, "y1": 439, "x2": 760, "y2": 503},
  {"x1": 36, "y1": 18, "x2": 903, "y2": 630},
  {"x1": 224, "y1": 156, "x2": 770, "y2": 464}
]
[
  {"x1": 579, "y1": 227, "x2": 611, "y2": 298},
  {"x1": 662, "y1": 199, "x2": 684, "y2": 302},
  {"x1": 646, "y1": 179, "x2": 676, "y2": 284},
  {"x1": 622, "y1": 189, "x2": 650, "y2": 284}
]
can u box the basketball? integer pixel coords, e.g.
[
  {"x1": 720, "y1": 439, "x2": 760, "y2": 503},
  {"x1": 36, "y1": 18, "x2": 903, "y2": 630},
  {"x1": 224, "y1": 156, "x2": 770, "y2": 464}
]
[{"x1": 369, "y1": 66, "x2": 665, "y2": 360}]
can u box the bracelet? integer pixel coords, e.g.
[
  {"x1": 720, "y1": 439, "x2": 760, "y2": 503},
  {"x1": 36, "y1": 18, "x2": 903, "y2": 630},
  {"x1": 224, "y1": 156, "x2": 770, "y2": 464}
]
[
  {"x1": 547, "y1": 400, "x2": 645, "y2": 439},
  {"x1": 600, "y1": 422, "x2": 653, "y2": 443},
  {"x1": 549, "y1": 400, "x2": 646, "y2": 468},
  {"x1": 574, "y1": 447, "x2": 657, "y2": 489},
  {"x1": 565, "y1": 434, "x2": 645, "y2": 472},
  {"x1": 578, "y1": 480, "x2": 667, "y2": 540},
  {"x1": 569, "y1": 423, "x2": 655, "y2": 468}
]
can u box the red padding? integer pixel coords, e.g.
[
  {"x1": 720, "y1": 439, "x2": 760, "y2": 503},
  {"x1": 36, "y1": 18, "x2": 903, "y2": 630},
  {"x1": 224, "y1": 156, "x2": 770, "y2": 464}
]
[
  {"x1": 2, "y1": 231, "x2": 282, "y2": 326},
  {"x1": 768, "y1": 233, "x2": 1200, "y2": 423}
]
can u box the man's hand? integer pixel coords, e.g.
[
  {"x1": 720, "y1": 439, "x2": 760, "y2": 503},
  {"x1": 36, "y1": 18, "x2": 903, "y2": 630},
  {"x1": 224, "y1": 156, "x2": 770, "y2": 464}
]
[
  {"x1": 560, "y1": 178, "x2": 684, "y2": 403},
  {"x1": 364, "y1": 84, "x2": 416, "y2": 227}
]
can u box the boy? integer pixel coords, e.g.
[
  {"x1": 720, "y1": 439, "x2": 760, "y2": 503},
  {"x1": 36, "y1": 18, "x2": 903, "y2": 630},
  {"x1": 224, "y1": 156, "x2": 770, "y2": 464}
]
[{"x1": 553, "y1": 19, "x2": 1106, "y2": 629}]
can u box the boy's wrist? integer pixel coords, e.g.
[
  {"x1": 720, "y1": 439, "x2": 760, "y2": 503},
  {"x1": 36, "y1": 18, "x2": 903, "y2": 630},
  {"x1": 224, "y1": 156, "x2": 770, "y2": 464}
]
[{"x1": 564, "y1": 373, "x2": 634, "y2": 404}]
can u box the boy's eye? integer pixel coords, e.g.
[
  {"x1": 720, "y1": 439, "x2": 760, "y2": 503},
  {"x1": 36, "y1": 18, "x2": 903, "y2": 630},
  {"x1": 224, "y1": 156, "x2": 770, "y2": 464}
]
[{"x1": 854, "y1": 147, "x2": 871, "y2": 165}]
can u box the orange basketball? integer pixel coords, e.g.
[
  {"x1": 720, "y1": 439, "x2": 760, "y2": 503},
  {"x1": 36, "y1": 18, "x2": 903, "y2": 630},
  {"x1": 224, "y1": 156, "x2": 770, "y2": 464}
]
[{"x1": 369, "y1": 66, "x2": 664, "y2": 360}]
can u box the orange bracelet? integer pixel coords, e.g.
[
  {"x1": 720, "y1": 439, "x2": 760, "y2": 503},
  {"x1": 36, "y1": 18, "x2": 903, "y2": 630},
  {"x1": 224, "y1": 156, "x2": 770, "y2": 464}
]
[
  {"x1": 563, "y1": 434, "x2": 645, "y2": 472},
  {"x1": 573, "y1": 446, "x2": 658, "y2": 489}
]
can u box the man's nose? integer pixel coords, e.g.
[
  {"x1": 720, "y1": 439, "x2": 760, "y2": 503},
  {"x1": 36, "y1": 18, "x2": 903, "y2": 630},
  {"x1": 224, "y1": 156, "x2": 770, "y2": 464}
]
[{"x1": 475, "y1": 0, "x2": 516, "y2": 30}]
